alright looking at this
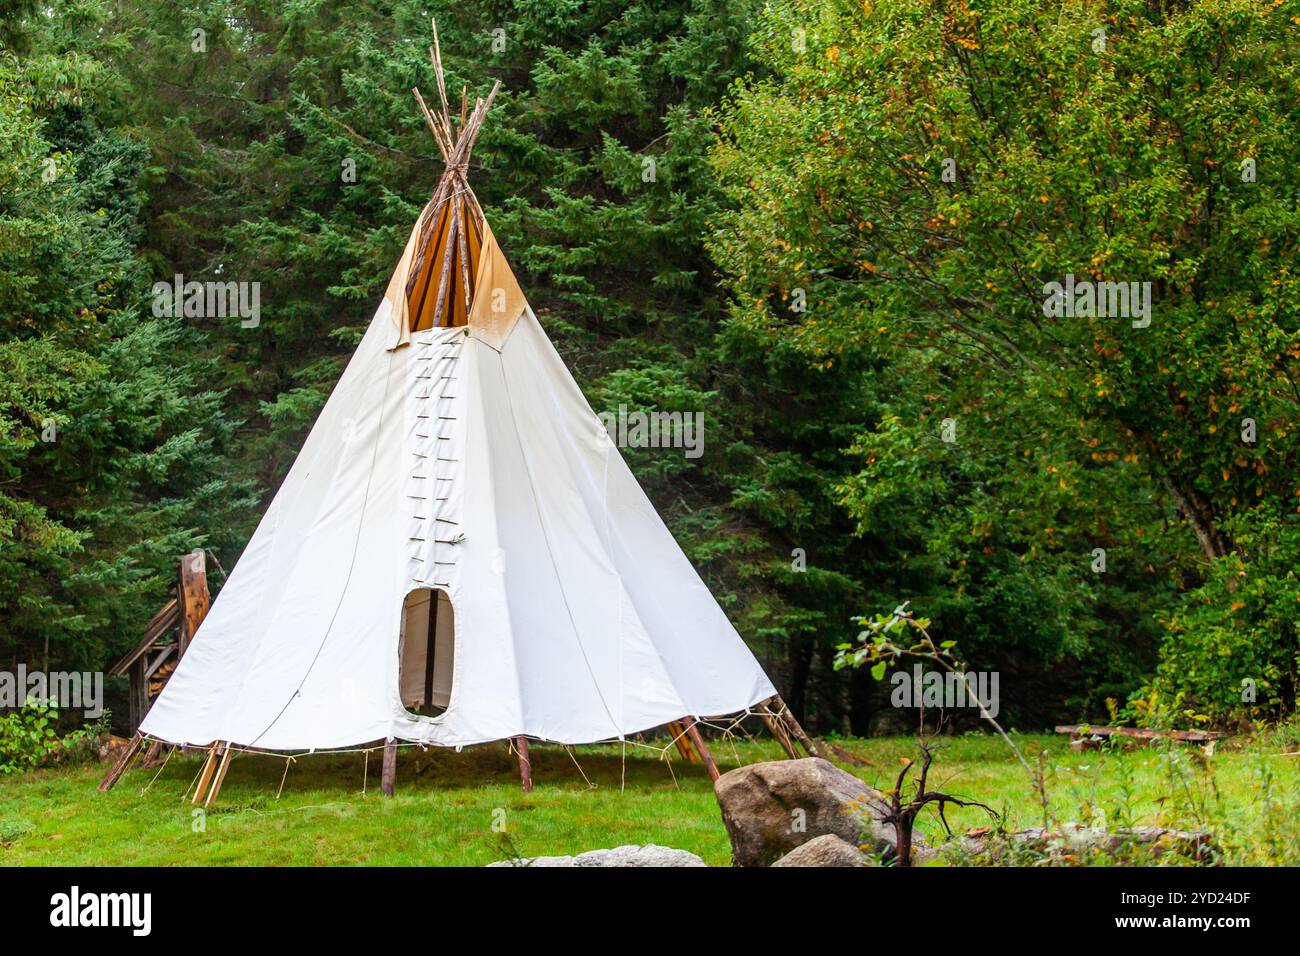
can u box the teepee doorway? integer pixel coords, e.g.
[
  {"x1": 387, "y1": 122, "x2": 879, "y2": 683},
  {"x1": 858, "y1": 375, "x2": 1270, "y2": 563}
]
[{"x1": 399, "y1": 588, "x2": 455, "y2": 717}]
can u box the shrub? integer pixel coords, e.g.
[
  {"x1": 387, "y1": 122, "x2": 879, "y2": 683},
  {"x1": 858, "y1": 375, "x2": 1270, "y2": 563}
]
[
  {"x1": 1134, "y1": 515, "x2": 1300, "y2": 728},
  {"x1": 0, "y1": 697, "x2": 109, "y2": 774},
  {"x1": 0, "y1": 697, "x2": 60, "y2": 774}
]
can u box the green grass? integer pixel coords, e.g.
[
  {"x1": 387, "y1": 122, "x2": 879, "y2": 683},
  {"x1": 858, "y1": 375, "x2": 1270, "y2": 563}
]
[{"x1": 2, "y1": 733, "x2": 1298, "y2": 866}]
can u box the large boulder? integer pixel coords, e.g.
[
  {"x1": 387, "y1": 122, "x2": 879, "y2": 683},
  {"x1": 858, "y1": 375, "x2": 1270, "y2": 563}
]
[
  {"x1": 487, "y1": 844, "x2": 706, "y2": 867},
  {"x1": 714, "y1": 757, "x2": 909, "y2": 866},
  {"x1": 772, "y1": 834, "x2": 870, "y2": 867}
]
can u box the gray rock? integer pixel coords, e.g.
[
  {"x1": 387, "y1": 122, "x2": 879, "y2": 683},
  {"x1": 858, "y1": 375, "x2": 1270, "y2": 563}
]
[
  {"x1": 772, "y1": 834, "x2": 870, "y2": 867},
  {"x1": 487, "y1": 844, "x2": 707, "y2": 867},
  {"x1": 573, "y1": 845, "x2": 707, "y2": 867},
  {"x1": 714, "y1": 757, "x2": 912, "y2": 866}
]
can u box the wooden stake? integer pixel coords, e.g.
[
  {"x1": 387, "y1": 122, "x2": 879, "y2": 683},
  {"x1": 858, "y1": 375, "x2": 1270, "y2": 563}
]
[
  {"x1": 381, "y1": 739, "x2": 397, "y2": 796},
  {"x1": 191, "y1": 741, "x2": 221, "y2": 805},
  {"x1": 514, "y1": 736, "x2": 532, "y2": 793},
  {"x1": 681, "y1": 716, "x2": 720, "y2": 783},
  {"x1": 97, "y1": 732, "x2": 143, "y2": 792},
  {"x1": 204, "y1": 742, "x2": 235, "y2": 807}
]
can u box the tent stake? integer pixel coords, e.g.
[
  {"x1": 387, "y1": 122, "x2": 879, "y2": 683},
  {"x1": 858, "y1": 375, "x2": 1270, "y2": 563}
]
[
  {"x1": 381, "y1": 739, "x2": 397, "y2": 796},
  {"x1": 681, "y1": 716, "x2": 720, "y2": 783},
  {"x1": 514, "y1": 736, "x2": 532, "y2": 793},
  {"x1": 97, "y1": 732, "x2": 143, "y2": 792}
]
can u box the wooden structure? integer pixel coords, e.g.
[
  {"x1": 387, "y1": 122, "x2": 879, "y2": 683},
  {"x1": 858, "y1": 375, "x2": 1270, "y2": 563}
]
[
  {"x1": 1056, "y1": 724, "x2": 1227, "y2": 752},
  {"x1": 99, "y1": 550, "x2": 211, "y2": 793},
  {"x1": 106, "y1": 549, "x2": 210, "y2": 736}
]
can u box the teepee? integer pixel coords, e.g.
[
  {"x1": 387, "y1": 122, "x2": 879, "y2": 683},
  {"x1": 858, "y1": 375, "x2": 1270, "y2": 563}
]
[{"x1": 105, "y1": 27, "x2": 811, "y2": 800}]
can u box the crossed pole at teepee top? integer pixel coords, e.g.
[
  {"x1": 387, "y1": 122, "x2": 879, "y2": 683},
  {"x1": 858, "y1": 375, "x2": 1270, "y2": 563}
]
[{"x1": 403, "y1": 18, "x2": 502, "y2": 328}]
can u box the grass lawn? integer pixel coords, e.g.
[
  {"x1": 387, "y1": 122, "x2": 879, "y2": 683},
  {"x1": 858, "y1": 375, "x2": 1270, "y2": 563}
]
[{"x1": 2, "y1": 732, "x2": 1297, "y2": 866}]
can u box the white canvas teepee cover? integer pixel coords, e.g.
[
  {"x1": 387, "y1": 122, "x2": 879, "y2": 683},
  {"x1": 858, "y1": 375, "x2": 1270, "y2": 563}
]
[{"x1": 140, "y1": 212, "x2": 776, "y2": 751}]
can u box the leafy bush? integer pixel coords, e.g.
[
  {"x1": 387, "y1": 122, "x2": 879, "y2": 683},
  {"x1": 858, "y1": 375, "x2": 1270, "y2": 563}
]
[
  {"x1": 0, "y1": 698, "x2": 60, "y2": 774},
  {"x1": 1134, "y1": 515, "x2": 1300, "y2": 727},
  {"x1": 0, "y1": 697, "x2": 109, "y2": 774}
]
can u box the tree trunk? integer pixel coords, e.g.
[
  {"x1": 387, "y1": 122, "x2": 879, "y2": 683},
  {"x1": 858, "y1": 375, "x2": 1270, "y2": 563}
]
[
  {"x1": 786, "y1": 638, "x2": 813, "y2": 730},
  {"x1": 848, "y1": 667, "x2": 875, "y2": 737},
  {"x1": 1163, "y1": 476, "x2": 1231, "y2": 560},
  {"x1": 894, "y1": 818, "x2": 913, "y2": 867}
]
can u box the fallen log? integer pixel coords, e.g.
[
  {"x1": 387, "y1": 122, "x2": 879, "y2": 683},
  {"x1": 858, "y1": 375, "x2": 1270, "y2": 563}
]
[{"x1": 1056, "y1": 725, "x2": 1229, "y2": 753}]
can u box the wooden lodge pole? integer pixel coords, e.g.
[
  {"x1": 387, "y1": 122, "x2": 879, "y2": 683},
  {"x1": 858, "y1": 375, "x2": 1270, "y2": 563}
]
[
  {"x1": 514, "y1": 736, "x2": 532, "y2": 793},
  {"x1": 771, "y1": 694, "x2": 825, "y2": 759},
  {"x1": 756, "y1": 702, "x2": 799, "y2": 760},
  {"x1": 191, "y1": 741, "x2": 222, "y2": 805},
  {"x1": 681, "y1": 716, "x2": 720, "y2": 783},
  {"x1": 97, "y1": 732, "x2": 143, "y2": 792},
  {"x1": 380, "y1": 739, "x2": 397, "y2": 796},
  {"x1": 204, "y1": 742, "x2": 235, "y2": 807},
  {"x1": 666, "y1": 720, "x2": 700, "y2": 763}
]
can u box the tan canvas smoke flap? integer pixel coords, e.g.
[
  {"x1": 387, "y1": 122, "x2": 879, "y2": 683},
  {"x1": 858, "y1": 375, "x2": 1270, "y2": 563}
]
[
  {"x1": 382, "y1": 214, "x2": 423, "y2": 351},
  {"x1": 466, "y1": 218, "x2": 527, "y2": 351},
  {"x1": 383, "y1": 202, "x2": 526, "y2": 353}
]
